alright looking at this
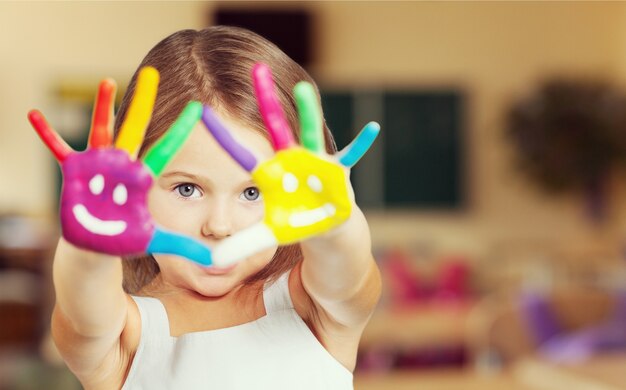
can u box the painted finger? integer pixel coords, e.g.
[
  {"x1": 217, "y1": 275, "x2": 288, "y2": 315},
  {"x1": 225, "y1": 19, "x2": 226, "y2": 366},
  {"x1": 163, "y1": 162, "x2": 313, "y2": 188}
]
[
  {"x1": 115, "y1": 66, "x2": 159, "y2": 159},
  {"x1": 212, "y1": 223, "x2": 278, "y2": 267},
  {"x1": 89, "y1": 79, "x2": 116, "y2": 148},
  {"x1": 201, "y1": 105, "x2": 258, "y2": 172},
  {"x1": 147, "y1": 226, "x2": 213, "y2": 266},
  {"x1": 143, "y1": 101, "x2": 203, "y2": 176},
  {"x1": 294, "y1": 81, "x2": 323, "y2": 154},
  {"x1": 27, "y1": 110, "x2": 74, "y2": 163},
  {"x1": 337, "y1": 122, "x2": 380, "y2": 168},
  {"x1": 252, "y1": 63, "x2": 294, "y2": 151}
]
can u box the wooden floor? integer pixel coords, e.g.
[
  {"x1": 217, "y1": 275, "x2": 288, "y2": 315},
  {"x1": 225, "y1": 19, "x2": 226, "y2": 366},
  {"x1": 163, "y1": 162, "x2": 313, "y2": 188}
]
[
  {"x1": 354, "y1": 369, "x2": 535, "y2": 390},
  {"x1": 355, "y1": 353, "x2": 626, "y2": 390}
]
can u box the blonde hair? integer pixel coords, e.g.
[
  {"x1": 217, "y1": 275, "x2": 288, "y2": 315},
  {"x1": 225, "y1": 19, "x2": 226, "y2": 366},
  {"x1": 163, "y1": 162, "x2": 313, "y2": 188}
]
[{"x1": 114, "y1": 26, "x2": 336, "y2": 294}]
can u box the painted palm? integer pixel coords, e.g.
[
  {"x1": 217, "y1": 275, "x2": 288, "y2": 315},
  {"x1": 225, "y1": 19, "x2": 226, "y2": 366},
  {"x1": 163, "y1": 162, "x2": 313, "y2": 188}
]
[
  {"x1": 202, "y1": 63, "x2": 380, "y2": 266},
  {"x1": 28, "y1": 67, "x2": 213, "y2": 266}
]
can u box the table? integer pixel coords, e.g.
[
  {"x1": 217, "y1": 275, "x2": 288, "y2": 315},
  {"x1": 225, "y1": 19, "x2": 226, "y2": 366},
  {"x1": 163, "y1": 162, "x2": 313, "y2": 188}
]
[{"x1": 514, "y1": 353, "x2": 626, "y2": 390}]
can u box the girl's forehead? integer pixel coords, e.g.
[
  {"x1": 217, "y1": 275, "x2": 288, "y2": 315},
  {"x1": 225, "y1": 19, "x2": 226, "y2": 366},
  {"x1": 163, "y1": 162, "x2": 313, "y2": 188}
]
[
  {"x1": 204, "y1": 113, "x2": 275, "y2": 158},
  {"x1": 163, "y1": 125, "x2": 255, "y2": 184},
  {"x1": 167, "y1": 119, "x2": 274, "y2": 168}
]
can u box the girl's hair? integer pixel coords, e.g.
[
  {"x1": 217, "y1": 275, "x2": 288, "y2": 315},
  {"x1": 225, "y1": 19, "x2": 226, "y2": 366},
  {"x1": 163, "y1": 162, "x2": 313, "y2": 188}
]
[{"x1": 114, "y1": 26, "x2": 337, "y2": 294}]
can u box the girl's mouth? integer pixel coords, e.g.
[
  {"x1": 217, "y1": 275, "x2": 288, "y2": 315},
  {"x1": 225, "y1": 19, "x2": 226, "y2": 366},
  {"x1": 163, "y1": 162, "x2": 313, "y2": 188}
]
[{"x1": 199, "y1": 263, "x2": 237, "y2": 275}]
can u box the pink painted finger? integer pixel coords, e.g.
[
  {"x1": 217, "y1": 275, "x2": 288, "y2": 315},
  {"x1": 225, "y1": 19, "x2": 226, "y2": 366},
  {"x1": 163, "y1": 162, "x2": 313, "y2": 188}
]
[{"x1": 252, "y1": 63, "x2": 295, "y2": 151}]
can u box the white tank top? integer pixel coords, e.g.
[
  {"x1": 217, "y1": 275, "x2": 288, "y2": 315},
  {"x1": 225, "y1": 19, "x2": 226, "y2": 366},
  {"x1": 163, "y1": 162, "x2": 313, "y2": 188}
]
[{"x1": 122, "y1": 272, "x2": 353, "y2": 389}]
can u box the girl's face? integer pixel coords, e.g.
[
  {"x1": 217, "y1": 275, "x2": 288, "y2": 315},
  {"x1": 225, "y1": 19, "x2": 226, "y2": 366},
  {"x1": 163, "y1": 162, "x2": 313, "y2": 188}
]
[{"x1": 148, "y1": 111, "x2": 277, "y2": 297}]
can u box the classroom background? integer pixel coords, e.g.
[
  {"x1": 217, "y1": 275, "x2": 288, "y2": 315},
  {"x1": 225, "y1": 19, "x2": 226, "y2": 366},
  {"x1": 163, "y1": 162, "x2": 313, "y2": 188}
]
[{"x1": 2, "y1": 2, "x2": 626, "y2": 389}]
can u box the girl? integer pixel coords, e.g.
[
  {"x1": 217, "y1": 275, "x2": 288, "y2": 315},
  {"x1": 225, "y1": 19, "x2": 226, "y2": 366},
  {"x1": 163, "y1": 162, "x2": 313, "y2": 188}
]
[{"x1": 47, "y1": 26, "x2": 380, "y2": 389}]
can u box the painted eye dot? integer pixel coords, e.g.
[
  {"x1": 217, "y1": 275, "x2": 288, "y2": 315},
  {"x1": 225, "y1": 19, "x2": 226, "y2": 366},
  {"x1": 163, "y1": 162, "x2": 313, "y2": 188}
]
[
  {"x1": 307, "y1": 175, "x2": 323, "y2": 193},
  {"x1": 282, "y1": 172, "x2": 299, "y2": 193},
  {"x1": 89, "y1": 174, "x2": 105, "y2": 195},
  {"x1": 113, "y1": 184, "x2": 128, "y2": 205}
]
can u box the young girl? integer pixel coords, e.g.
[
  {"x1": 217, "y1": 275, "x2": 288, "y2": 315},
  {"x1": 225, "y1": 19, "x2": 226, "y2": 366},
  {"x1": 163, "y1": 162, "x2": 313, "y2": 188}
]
[{"x1": 46, "y1": 26, "x2": 380, "y2": 389}]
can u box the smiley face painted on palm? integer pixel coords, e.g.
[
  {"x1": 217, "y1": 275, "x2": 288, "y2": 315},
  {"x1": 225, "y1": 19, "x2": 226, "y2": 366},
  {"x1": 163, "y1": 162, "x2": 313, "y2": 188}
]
[
  {"x1": 252, "y1": 148, "x2": 351, "y2": 243},
  {"x1": 60, "y1": 149, "x2": 154, "y2": 255},
  {"x1": 28, "y1": 67, "x2": 214, "y2": 266}
]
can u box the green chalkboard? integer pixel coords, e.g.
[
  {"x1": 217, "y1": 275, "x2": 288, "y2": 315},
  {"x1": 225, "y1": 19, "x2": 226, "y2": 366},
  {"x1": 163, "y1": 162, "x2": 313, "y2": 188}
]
[
  {"x1": 320, "y1": 92, "x2": 353, "y2": 152},
  {"x1": 384, "y1": 92, "x2": 463, "y2": 208},
  {"x1": 321, "y1": 90, "x2": 464, "y2": 209}
]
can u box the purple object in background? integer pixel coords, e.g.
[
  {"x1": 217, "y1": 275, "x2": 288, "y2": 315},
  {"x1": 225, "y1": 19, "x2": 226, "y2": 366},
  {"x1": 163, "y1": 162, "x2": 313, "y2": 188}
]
[
  {"x1": 60, "y1": 149, "x2": 154, "y2": 255},
  {"x1": 539, "y1": 320, "x2": 626, "y2": 364},
  {"x1": 519, "y1": 290, "x2": 562, "y2": 346},
  {"x1": 525, "y1": 290, "x2": 626, "y2": 364}
]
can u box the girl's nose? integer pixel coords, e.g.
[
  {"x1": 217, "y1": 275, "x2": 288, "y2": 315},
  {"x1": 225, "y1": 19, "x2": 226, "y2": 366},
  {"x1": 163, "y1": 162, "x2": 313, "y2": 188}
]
[{"x1": 201, "y1": 202, "x2": 234, "y2": 240}]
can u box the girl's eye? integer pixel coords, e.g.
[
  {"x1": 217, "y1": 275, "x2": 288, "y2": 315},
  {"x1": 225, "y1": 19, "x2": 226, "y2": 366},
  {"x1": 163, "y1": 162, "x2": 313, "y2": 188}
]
[
  {"x1": 241, "y1": 187, "x2": 261, "y2": 202},
  {"x1": 175, "y1": 183, "x2": 201, "y2": 199}
]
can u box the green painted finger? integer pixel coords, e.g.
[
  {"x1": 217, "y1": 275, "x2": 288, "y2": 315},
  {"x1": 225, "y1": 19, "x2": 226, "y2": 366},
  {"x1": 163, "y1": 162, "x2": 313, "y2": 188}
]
[
  {"x1": 143, "y1": 101, "x2": 202, "y2": 176},
  {"x1": 294, "y1": 82, "x2": 323, "y2": 153}
]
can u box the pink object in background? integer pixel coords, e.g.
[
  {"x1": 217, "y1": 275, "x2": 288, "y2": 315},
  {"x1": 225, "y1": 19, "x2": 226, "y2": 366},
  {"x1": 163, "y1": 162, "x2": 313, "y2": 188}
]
[
  {"x1": 435, "y1": 258, "x2": 471, "y2": 302},
  {"x1": 382, "y1": 249, "x2": 423, "y2": 307}
]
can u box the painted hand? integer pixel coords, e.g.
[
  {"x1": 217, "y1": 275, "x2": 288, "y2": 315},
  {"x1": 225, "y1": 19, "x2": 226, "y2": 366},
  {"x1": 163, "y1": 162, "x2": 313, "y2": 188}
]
[
  {"x1": 202, "y1": 63, "x2": 379, "y2": 266},
  {"x1": 28, "y1": 67, "x2": 213, "y2": 266}
]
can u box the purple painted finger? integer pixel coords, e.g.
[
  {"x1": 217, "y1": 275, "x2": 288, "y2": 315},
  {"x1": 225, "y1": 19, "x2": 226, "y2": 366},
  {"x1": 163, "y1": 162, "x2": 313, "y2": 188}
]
[
  {"x1": 201, "y1": 106, "x2": 258, "y2": 172},
  {"x1": 252, "y1": 63, "x2": 295, "y2": 151}
]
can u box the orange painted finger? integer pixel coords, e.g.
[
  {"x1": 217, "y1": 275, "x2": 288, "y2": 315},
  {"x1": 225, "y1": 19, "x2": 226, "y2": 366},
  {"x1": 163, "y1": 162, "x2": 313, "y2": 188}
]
[{"x1": 89, "y1": 78, "x2": 116, "y2": 148}]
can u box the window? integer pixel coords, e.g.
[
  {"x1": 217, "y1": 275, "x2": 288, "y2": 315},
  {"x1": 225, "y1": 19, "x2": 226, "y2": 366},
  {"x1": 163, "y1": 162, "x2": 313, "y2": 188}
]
[{"x1": 322, "y1": 90, "x2": 465, "y2": 209}]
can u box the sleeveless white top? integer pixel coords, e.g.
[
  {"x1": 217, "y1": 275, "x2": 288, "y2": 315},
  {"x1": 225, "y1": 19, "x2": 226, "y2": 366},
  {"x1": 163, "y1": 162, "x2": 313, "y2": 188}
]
[{"x1": 122, "y1": 272, "x2": 353, "y2": 389}]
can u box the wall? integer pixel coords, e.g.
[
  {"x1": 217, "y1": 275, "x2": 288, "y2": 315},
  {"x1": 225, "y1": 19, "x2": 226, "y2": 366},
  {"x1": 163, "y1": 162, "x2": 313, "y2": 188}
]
[
  {"x1": 0, "y1": 1, "x2": 206, "y2": 215},
  {"x1": 2, "y1": 2, "x2": 626, "y2": 253}
]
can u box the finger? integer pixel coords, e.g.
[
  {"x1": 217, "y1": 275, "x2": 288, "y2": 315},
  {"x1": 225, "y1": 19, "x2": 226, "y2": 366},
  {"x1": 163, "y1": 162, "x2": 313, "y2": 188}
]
[
  {"x1": 115, "y1": 66, "x2": 159, "y2": 159},
  {"x1": 89, "y1": 79, "x2": 116, "y2": 148},
  {"x1": 201, "y1": 105, "x2": 258, "y2": 172},
  {"x1": 147, "y1": 226, "x2": 213, "y2": 266},
  {"x1": 27, "y1": 110, "x2": 74, "y2": 163},
  {"x1": 252, "y1": 63, "x2": 295, "y2": 151},
  {"x1": 212, "y1": 223, "x2": 278, "y2": 267},
  {"x1": 337, "y1": 122, "x2": 380, "y2": 168},
  {"x1": 143, "y1": 101, "x2": 203, "y2": 177},
  {"x1": 294, "y1": 82, "x2": 323, "y2": 154}
]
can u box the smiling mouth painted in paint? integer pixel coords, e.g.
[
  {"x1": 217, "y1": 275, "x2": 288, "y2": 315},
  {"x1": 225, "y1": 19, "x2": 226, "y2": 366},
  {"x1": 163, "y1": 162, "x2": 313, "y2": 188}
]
[
  {"x1": 288, "y1": 203, "x2": 336, "y2": 228},
  {"x1": 72, "y1": 204, "x2": 127, "y2": 236}
]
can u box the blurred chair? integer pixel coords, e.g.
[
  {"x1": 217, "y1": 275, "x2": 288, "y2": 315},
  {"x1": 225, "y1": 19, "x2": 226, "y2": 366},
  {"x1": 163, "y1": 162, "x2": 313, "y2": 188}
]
[
  {"x1": 0, "y1": 271, "x2": 40, "y2": 350},
  {"x1": 466, "y1": 285, "x2": 615, "y2": 370}
]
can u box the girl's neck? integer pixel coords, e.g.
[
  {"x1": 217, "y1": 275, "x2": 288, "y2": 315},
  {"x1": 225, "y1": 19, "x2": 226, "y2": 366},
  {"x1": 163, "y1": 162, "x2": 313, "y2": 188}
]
[
  {"x1": 140, "y1": 275, "x2": 267, "y2": 336},
  {"x1": 141, "y1": 274, "x2": 264, "y2": 307}
]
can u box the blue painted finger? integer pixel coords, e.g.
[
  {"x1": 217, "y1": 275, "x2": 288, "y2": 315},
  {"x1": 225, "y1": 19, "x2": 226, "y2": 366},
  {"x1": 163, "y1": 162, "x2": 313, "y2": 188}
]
[
  {"x1": 147, "y1": 226, "x2": 213, "y2": 266},
  {"x1": 338, "y1": 122, "x2": 380, "y2": 168}
]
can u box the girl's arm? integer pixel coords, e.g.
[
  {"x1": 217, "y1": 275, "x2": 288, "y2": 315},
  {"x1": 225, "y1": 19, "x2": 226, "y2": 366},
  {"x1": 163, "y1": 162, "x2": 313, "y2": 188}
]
[
  {"x1": 31, "y1": 69, "x2": 197, "y2": 386},
  {"x1": 298, "y1": 205, "x2": 381, "y2": 329},
  {"x1": 51, "y1": 238, "x2": 137, "y2": 384}
]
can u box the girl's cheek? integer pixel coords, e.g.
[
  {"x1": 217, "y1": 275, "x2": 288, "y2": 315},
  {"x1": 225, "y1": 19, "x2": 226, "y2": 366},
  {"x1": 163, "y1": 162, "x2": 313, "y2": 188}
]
[
  {"x1": 235, "y1": 202, "x2": 265, "y2": 229},
  {"x1": 147, "y1": 190, "x2": 203, "y2": 232}
]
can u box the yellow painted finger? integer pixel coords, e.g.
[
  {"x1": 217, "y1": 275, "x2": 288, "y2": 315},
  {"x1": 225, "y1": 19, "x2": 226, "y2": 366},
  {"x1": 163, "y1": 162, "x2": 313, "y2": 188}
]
[{"x1": 115, "y1": 66, "x2": 159, "y2": 159}]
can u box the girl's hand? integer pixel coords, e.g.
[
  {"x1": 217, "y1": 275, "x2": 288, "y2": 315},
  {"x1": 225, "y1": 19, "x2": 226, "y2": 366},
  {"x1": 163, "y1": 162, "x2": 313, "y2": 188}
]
[
  {"x1": 28, "y1": 67, "x2": 213, "y2": 266},
  {"x1": 202, "y1": 63, "x2": 379, "y2": 266}
]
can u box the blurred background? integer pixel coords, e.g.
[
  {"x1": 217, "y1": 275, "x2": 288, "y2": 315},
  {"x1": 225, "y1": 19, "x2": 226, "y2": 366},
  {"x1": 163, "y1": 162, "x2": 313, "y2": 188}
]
[{"x1": 3, "y1": 1, "x2": 626, "y2": 389}]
